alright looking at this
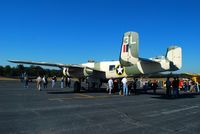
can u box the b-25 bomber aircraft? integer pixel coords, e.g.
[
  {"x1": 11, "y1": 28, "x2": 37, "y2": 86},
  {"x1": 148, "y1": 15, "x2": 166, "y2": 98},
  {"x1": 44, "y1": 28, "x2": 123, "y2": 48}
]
[{"x1": 9, "y1": 31, "x2": 182, "y2": 92}]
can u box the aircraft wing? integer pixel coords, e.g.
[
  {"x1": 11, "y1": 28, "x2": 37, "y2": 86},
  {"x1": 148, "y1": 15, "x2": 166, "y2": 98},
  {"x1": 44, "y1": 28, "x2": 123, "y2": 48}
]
[
  {"x1": 8, "y1": 60, "x2": 106, "y2": 78},
  {"x1": 8, "y1": 60, "x2": 82, "y2": 68}
]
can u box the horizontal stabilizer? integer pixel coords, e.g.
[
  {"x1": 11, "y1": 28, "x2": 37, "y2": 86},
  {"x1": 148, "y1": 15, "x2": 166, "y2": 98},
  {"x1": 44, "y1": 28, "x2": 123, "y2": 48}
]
[{"x1": 139, "y1": 58, "x2": 159, "y2": 64}]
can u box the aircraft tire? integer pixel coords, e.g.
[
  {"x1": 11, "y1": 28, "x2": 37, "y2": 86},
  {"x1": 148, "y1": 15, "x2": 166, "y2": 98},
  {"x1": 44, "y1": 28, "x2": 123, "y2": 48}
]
[{"x1": 74, "y1": 81, "x2": 81, "y2": 93}]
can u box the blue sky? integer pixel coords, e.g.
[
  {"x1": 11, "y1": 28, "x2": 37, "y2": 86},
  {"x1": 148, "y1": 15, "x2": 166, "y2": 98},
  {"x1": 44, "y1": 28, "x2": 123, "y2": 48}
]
[{"x1": 0, "y1": 0, "x2": 200, "y2": 73}]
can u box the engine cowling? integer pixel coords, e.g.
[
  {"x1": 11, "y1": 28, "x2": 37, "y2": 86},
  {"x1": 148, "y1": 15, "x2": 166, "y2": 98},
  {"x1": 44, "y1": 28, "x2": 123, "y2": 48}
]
[
  {"x1": 63, "y1": 67, "x2": 69, "y2": 76},
  {"x1": 62, "y1": 67, "x2": 93, "y2": 78},
  {"x1": 83, "y1": 67, "x2": 93, "y2": 76}
]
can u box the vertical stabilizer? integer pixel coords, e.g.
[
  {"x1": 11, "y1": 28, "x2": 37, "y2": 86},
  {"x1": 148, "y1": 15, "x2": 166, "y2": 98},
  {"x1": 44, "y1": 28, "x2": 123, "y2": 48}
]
[
  {"x1": 120, "y1": 32, "x2": 139, "y2": 66},
  {"x1": 166, "y1": 46, "x2": 182, "y2": 70}
]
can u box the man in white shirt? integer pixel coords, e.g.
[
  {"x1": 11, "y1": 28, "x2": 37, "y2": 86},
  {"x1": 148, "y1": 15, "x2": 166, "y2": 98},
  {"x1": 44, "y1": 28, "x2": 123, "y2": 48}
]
[
  {"x1": 108, "y1": 78, "x2": 113, "y2": 94},
  {"x1": 121, "y1": 77, "x2": 128, "y2": 96},
  {"x1": 42, "y1": 76, "x2": 47, "y2": 88},
  {"x1": 36, "y1": 76, "x2": 42, "y2": 91}
]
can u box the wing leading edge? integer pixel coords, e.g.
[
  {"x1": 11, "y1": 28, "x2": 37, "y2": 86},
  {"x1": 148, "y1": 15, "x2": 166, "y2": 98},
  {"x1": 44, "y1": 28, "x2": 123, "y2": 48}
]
[
  {"x1": 8, "y1": 60, "x2": 83, "y2": 68},
  {"x1": 8, "y1": 60, "x2": 106, "y2": 78}
]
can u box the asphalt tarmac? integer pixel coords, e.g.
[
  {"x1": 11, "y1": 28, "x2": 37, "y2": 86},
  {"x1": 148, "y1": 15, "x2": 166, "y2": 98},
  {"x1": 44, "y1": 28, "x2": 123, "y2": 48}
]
[{"x1": 0, "y1": 80, "x2": 200, "y2": 134}]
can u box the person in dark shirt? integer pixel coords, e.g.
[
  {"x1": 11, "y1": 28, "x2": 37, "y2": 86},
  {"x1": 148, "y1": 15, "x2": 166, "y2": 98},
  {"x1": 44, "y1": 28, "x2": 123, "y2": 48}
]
[
  {"x1": 165, "y1": 77, "x2": 172, "y2": 96},
  {"x1": 152, "y1": 80, "x2": 158, "y2": 94}
]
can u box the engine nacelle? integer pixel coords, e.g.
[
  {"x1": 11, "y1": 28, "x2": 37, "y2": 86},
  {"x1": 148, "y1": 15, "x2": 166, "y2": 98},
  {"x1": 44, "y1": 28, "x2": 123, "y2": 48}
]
[
  {"x1": 83, "y1": 67, "x2": 93, "y2": 76},
  {"x1": 62, "y1": 67, "x2": 93, "y2": 78},
  {"x1": 63, "y1": 67, "x2": 69, "y2": 76}
]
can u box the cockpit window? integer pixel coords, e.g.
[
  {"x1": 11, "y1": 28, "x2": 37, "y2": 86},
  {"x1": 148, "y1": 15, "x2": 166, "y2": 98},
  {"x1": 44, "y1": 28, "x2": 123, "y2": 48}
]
[{"x1": 109, "y1": 65, "x2": 115, "y2": 71}]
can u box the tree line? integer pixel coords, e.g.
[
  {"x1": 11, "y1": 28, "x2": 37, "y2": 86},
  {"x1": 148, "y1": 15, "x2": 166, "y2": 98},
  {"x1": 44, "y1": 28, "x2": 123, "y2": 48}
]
[{"x1": 0, "y1": 65, "x2": 63, "y2": 78}]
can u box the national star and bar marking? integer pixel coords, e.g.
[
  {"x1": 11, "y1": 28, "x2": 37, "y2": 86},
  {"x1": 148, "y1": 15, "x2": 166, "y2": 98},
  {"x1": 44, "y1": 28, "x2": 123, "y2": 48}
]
[{"x1": 116, "y1": 65, "x2": 124, "y2": 75}]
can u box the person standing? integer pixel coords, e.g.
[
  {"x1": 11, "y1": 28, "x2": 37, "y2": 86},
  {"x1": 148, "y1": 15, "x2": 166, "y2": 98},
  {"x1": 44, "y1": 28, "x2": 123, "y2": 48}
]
[
  {"x1": 108, "y1": 78, "x2": 113, "y2": 94},
  {"x1": 42, "y1": 76, "x2": 47, "y2": 89},
  {"x1": 172, "y1": 77, "x2": 176, "y2": 96},
  {"x1": 190, "y1": 80, "x2": 195, "y2": 93},
  {"x1": 121, "y1": 76, "x2": 128, "y2": 96},
  {"x1": 152, "y1": 80, "x2": 158, "y2": 94},
  {"x1": 118, "y1": 80, "x2": 123, "y2": 95},
  {"x1": 52, "y1": 76, "x2": 55, "y2": 88},
  {"x1": 113, "y1": 79, "x2": 118, "y2": 93},
  {"x1": 65, "y1": 77, "x2": 68, "y2": 87},
  {"x1": 36, "y1": 75, "x2": 42, "y2": 91},
  {"x1": 20, "y1": 72, "x2": 25, "y2": 83},
  {"x1": 185, "y1": 80, "x2": 189, "y2": 92},
  {"x1": 24, "y1": 74, "x2": 29, "y2": 88},
  {"x1": 61, "y1": 76, "x2": 64, "y2": 88},
  {"x1": 128, "y1": 82, "x2": 133, "y2": 95},
  {"x1": 65, "y1": 77, "x2": 71, "y2": 88},
  {"x1": 67, "y1": 77, "x2": 71, "y2": 88},
  {"x1": 196, "y1": 82, "x2": 200, "y2": 93},
  {"x1": 172, "y1": 77, "x2": 179, "y2": 97},
  {"x1": 45, "y1": 76, "x2": 48, "y2": 88},
  {"x1": 133, "y1": 79, "x2": 137, "y2": 95},
  {"x1": 176, "y1": 77, "x2": 180, "y2": 95},
  {"x1": 166, "y1": 77, "x2": 171, "y2": 96}
]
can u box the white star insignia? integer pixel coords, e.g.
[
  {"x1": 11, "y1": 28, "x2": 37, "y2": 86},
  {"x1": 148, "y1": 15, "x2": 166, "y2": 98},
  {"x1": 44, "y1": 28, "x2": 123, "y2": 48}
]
[{"x1": 117, "y1": 66, "x2": 123, "y2": 74}]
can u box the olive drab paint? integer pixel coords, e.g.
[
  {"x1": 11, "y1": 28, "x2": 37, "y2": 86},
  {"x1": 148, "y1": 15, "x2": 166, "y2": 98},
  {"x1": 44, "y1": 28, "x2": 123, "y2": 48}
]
[{"x1": 120, "y1": 32, "x2": 139, "y2": 66}]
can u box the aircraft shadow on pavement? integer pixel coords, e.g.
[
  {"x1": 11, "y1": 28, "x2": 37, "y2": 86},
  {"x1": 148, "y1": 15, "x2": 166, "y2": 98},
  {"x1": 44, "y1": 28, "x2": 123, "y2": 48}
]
[
  {"x1": 46, "y1": 88, "x2": 108, "y2": 94},
  {"x1": 84, "y1": 88, "x2": 108, "y2": 93},
  {"x1": 132, "y1": 89, "x2": 164, "y2": 95},
  {"x1": 47, "y1": 90, "x2": 87, "y2": 94}
]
